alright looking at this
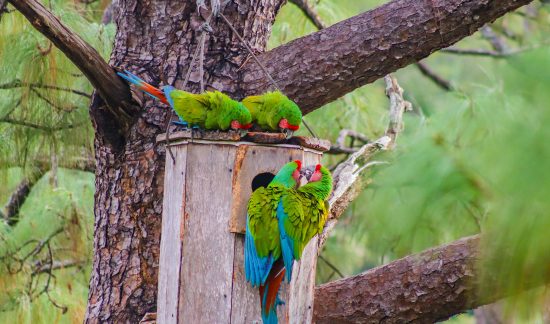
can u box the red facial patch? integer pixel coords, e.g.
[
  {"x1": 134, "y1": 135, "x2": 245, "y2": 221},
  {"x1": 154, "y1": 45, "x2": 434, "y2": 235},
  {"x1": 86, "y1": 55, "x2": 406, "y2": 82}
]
[
  {"x1": 293, "y1": 160, "x2": 302, "y2": 170},
  {"x1": 241, "y1": 123, "x2": 253, "y2": 129},
  {"x1": 315, "y1": 164, "x2": 321, "y2": 172},
  {"x1": 279, "y1": 119, "x2": 299, "y2": 131}
]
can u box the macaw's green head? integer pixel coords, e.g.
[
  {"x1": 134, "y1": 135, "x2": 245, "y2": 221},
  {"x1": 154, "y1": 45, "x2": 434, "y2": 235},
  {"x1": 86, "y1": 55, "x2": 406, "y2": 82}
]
[
  {"x1": 299, "y1": 164, "x2": 333, "y2": 199},
  {"x1": 271, "y1": 160, "x2": 302, "y2": 189},
  {"x1": 271, "y1": 92, "x2": 302, "y2": 139},
  {"x1": 229, "y1": 101, "x2": 253, "y2": 135}
]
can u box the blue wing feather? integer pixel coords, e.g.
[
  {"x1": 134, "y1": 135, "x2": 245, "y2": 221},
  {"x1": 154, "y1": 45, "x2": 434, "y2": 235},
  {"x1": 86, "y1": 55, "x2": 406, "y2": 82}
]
[
  {"x1": 162, "y1": 85, "x2": 176, "y2": 109},
  {"x1": 277, "y1": 201, "x2": 295, "y2": 282},
  {"x1": 244, "y1": 216, "x2": 274, "y2": 287}
]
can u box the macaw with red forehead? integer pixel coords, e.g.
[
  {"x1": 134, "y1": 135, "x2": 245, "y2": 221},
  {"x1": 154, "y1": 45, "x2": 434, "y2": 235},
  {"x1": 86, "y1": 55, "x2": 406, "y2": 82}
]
[
  {"x1": 242, "y1": 91, "x2": 302, "y2": 139},
  {"x1": 279, "y1": 164, "x2": 333, "y2": 281},
  {"x1": 245, "y1": 160, "x2": 302, "y2": 324},
  {"x1": 117, "y1": 70, "x2": 253, "y2": 132}
]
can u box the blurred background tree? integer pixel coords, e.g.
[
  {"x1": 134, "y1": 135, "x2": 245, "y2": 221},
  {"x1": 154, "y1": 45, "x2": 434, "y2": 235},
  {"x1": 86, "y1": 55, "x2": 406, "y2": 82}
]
[{"x1": 1, "y1": 0, "x2": 549, "y2": 323}]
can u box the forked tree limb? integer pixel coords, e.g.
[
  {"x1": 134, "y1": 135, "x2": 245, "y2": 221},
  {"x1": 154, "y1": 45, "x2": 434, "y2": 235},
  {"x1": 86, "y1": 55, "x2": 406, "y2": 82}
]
[
  {"x1": 7, "y1": 0, "x2": 137, "y2": 131},
  {"x1": 320, "y1": 75, "x2": 411, "y2": 248},
  {"x1": 242, "y1": 0, "x2": 533, "y2": 114}
]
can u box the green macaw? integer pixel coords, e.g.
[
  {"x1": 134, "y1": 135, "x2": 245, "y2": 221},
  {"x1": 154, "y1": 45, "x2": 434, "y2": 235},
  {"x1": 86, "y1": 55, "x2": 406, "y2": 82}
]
[
  {"x1": 117, "y1": 70, "x2": 253, "y2": 132},
  {"x1": 279, "y1": 164, "x2": 333, "y2": 281},
  {"x1": 245, "y1": 160, "x2": 302, "y2": 324},
  {"x1": 242, "y1": 91, "x2": 302, "y2": 138},
  {"x1": 245, "y1": 162, "x2": 332, "y2": 324}
]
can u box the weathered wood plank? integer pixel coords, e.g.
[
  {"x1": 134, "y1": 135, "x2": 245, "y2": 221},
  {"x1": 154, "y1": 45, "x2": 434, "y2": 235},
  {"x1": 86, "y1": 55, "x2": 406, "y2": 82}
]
[
  {"x1": 229, "y1": 235, "x2": 262, "y2": 323},
  {"x1": 157, "y1": 145, "x2": 187, "y2": 324},
  {"x1": 178, "y1": 144, "x2": 237, "y2": 323},
  {"x1": 229, "y1": 145, "x2": 303, "y2": 234}
]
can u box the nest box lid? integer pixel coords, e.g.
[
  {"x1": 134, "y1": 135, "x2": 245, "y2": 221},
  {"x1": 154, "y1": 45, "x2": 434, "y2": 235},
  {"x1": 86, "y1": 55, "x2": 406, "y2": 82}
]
[{"x1": 156, "y1": 130, "x2": 331, "y2": 152}]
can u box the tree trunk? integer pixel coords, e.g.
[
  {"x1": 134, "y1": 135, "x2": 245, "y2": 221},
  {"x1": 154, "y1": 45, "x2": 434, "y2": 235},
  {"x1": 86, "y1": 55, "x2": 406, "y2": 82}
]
[{"x1": 85, "y1": 1, "x2": 285, "y2": 322}]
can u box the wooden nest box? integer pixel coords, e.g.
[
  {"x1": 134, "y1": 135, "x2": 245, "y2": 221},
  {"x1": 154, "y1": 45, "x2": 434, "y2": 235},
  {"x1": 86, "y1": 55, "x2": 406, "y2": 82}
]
[{"x1": 156, "y1": 130, "x2": 331, "y2": 324}]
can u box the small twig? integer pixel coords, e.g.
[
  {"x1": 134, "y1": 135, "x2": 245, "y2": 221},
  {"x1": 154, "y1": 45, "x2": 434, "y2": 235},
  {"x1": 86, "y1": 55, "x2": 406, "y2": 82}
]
[
  {"x1": 318, "y1": 255, "x2": 344, "y2": 279},
  {"x1": 415, "y1": 62, "x2": 453, "y2": 91},
  {"x1": 384, "y1": 75, "x2": 412, "y2": 145},
  {"x1": 31, "y1": 88, "x2": 80, "y2": 112},
  {"x1": 439, "y1": 46, "x2": 536, "y2": 58},
  {"x1": 480, "y1": 25, "x2": 509, "y2": 53},
  {"x1": 32, "y1": 259, "x2": 86, "y2": 275},
  {"x1": 327, "y1": 129, "x2": 370, "y2": 155},
  {"x1": 289, "y1": 0, "x2": 326, "y2": 29},
  {"x1": 0, "y1": 80, "x2": 91, "y2": 98}
]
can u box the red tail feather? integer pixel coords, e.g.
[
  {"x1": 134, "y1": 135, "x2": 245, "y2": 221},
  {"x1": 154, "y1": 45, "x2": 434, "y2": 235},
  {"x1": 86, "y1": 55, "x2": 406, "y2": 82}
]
[
  {"x1": 259, "y1": 260, "x2": 285, "y2": 318},
  {"x1": 139, "y1": 81, "x2": 169, "y2": 105}
]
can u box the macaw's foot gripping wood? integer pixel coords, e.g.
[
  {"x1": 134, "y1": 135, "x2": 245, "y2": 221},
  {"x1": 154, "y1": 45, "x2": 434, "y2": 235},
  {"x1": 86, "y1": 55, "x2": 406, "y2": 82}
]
[{"x1": 156, "y1": 132, "x2": 328, "y2": 324}]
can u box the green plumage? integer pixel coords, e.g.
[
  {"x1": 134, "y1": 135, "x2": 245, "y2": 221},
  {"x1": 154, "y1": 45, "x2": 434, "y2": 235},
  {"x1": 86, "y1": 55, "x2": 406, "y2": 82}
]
[
  {"x1": 242, "y1": 91, "x2": 302, "y2": 131},
  {"x1": 281, "y1": 166, "x2": 333, "y2": 260},
  {"x1": 247, "y1": 161, "x2": 299, "y2": 259},
  {"x1": 170, "y1": 90, "x2": 252, "y2": 130}
]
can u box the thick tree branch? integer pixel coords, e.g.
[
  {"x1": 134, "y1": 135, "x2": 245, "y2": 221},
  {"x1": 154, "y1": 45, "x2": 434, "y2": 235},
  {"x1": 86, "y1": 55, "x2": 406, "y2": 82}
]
[
  {"x1": 313, "y1": 235, "x2": 550, "y2": 323},
  {"x1": 242, "y1": 0, "x2": 533, "y2": 114},
  {"x1": 7, "y1": 0, "x2": 137, "y2": 130}
]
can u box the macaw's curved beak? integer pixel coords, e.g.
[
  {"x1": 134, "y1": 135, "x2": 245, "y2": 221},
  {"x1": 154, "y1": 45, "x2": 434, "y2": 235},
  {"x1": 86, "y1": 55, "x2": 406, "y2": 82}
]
[
  {"x1": 299, "y1": 165, "x2": 315, "y2": 185},
  {"x1": 282, "y1": 129, "x2": 294, "y2": 139},
  {"x1": 238, "y1": 129, "x2": 248, "y2": 137},
  {"x1": 279, "y1": 119, "x2": 299, "y2": 139}
]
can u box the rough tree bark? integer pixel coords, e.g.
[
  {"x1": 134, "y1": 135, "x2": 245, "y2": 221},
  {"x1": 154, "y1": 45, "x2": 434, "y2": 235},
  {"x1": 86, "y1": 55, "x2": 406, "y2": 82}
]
[
  {"x1": 313, "y1": 235, "x2": 550, "y2": 323},
  {"x1": 86, "y1": 1, "x2": 285, "y2": 322},
  {"x1": 7, "y1": 0, "x2": 535, "y2": 322}
]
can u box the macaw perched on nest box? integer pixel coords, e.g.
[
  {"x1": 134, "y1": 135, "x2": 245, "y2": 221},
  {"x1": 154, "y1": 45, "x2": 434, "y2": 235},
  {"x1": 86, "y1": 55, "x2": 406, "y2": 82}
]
[
  {"x1": 245, "y1": 161, "x2": 333, "y2": 324},
  {"x1": 242, "y1": 91, "x2": 303, "y2": 139},
  {"x1": 117, "y1": 70, "x2": 253, "y2": 132}
]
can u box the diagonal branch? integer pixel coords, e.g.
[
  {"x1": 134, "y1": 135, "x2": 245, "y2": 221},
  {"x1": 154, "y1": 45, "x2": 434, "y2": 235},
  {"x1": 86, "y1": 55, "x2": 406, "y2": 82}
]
[
  {"x1": 416, "y1": 61, "x2": 454, "y2": 91},
  {"x1": 1, "y1": 168, "x2": 47, "y2": 226},
  {"x1": 313, "y1": 234, "x2": 550, "y2": 323},
  {"x1": 242, "y1": 0, "x2": 533, "y2": 114},
  {"x1": 7, "y1": 0, "x2": 137, "y2": 130}
]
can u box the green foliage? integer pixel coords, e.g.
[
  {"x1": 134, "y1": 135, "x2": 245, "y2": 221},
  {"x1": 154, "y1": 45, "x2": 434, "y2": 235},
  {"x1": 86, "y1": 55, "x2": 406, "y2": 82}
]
[
  {"x1": 0, "y1": 169, "x2": 94, "y2": 323},
  {"x1": 0, "y1": 0, "x2": 112, "y2": 321}
]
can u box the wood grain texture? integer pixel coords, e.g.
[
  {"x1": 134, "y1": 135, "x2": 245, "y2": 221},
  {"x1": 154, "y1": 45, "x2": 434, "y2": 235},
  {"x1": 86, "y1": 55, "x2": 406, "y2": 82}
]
[
  {"x1": 242, "y1": 0, "x2": 534, "y2": 114},
  {"x1": 157, "y1": 146, "x2": 187, "y2": 324},
  {"x1": 178, "y1": 144, "x2": 237, "y2": 323},
  {"x1": 230, "y1": 234, "x2": 262, "y2": 323}
]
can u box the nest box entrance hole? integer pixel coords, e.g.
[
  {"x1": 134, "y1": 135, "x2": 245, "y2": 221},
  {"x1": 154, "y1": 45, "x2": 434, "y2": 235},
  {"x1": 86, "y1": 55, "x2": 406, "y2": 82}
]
[{"x1": 251, "y1": 172, "x2": 275, "y2": 191}]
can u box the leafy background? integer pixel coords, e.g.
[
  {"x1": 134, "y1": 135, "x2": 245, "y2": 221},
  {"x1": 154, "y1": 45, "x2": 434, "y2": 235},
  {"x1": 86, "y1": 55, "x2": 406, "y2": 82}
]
[{"x1": 1, "y1": 0, "x2": 549, "y2": 322}]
